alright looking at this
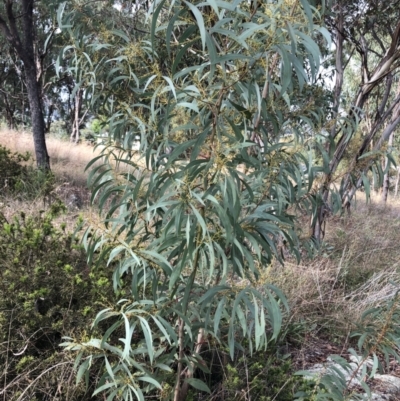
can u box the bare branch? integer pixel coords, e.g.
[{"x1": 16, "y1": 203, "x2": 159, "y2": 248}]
[{"x1": 371, "y1": 26, "x2": 386, "y2": 54}]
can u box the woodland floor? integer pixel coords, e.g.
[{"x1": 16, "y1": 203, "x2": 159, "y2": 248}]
[{"x1": 2, "y1": 129, "x2": 400, "y2": 396}]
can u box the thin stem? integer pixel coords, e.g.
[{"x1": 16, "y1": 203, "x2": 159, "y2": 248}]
[{"x1": 173, "y1": 318, "x2": 185, "y2": 401}]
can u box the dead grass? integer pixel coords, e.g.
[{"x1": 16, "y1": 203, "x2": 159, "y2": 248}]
[
  {"x1": 0, "y1": 129, "x2": 101, "y2": 187},
  {"x1": 267, "y1": 195, "x2": 400, "y2": 346},
  {"x1": 0, "y1": 129, "x2": 147, "y2": 233}
]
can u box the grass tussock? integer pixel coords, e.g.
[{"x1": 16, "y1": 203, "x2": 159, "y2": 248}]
[
  {"x1": 268, "y1": 196, "x2": 400, "y2": 349},
  {"x1": 0, "y1": 129, "x2": 100, "y2": 186}
]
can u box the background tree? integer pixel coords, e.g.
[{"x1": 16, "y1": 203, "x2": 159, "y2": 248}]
[
  {"x1": 0, "y1": 0, "x2": 88, "y2": 162},
  {"x1": 311, "y1": 0, "x2": 400, "y2": 241},
  {"x1": 0, "y1": 0, "x2": 53, "y2": 168}
]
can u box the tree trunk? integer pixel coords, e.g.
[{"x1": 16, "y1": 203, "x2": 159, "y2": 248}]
[
  {"x1": 21, "y1": 0, "x2": 49, "y2": 169},
  {"x1": 395, "y1": 167, "x2": 400, "y2": 197},
  {"x1": 330, "y1": 1, "x2": 344, "y2": 141},
  {"x1": 4, "y1": 96, "x2": 15, "y2": 129},
  {"x1": 24, "y1": 64, "x2": 50, "y2": 168},
  {"x1": 312, "y1": 3, "x2": 344, "y2": 242},
  {"x1": 381, "y1": 132, "x2": 394, "y2": 203},
  {"x1": 45, "y1": 104, "x2": 54, "y2": 133},
  {"x1": 173, "y1": 325, "x2": 205, "y2": 401},
  {"x1": 70, "y1": 89, "x2": 83, "y2": 143}
]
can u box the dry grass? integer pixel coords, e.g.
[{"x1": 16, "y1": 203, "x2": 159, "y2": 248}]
[
  {"x1": 0, "y1": 129, "x2": 101, "y2": 187},
  {"x1": 267, "y1": 195, "x2": 400, "y2": 345},
  {"x1": 0, "y1": 129, "x2": 146, "y2": 234},
  {"x1": 0, "y1": 129, "x2": 105, "y2": 233}
]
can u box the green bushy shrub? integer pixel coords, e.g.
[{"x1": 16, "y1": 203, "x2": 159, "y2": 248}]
[
  {"x1": 0, "y1": 205, "x2": 115, "y2": 400},
  {"x1": 0, "y1": 145, "x2": 30, "y2": 191},
  {"x1": 211, "y1": 351, "x2": 313, "y2": 401},
  {"x1": 183, "y1": 338, "x2": 315, "y2": 401},
  {"x1": 0, "y1": 144, "x2": 55, "y2": 201}
]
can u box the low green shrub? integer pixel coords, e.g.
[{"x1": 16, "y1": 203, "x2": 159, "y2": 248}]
[
  {"x1": 0, "y1": 144, "x2": 56, "y2": 201},
  {"x1": 0, "y1": 204, "x2": 115, "y2": 400},
  {"x1": 0, "y1": 144, "x2": 30, "y2": 191},
  {"x1": 185, "y1": 340, "x2": 315, "y2": 401},
  {"x1": 221, "y1": 355, "x2": 301, "y2": 401}
]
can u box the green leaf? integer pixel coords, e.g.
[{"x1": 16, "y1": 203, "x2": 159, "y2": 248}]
[
  {"x1": 198, "y1": 285, "x2": 230, "y2": 304},
  {"x1": 162, "y1": 76, "x2": 177, "y2": 100},
  {"x1": 151, "y1": 0, "x2": 167, "y2": 53},
  {"x1": 151, "y1": 316, "x2": 172, "y2": 344},
  {"x1": 299, "y1": 0, "x2": 314, "y2": 30},
  {"x1": 205, "y1": 0, "x2": 220, "y2": 19},
  {"x1": 183, "y1": 1, "x2": 206, "y2": 50},
  {"x1": 92, "y1": 381, "x2": 117, "y2": 396},
  {"x1": 361, "y1": 173, "x2": 371, "y2": 201},
  {"x1": 111, "y1": 29, "x2": 130, "y2": 43},
  {"x1": 76, "y1": 359, "x2": 90, "y2": 386},
  {"x1": 121, "y1": 313, "x2": 134, "y2": 360},
  {"x1": 184, "y1": 378, "x2": 211, "y2": 393},
  {"x1": 237, "y1": 22, "x2": 270, "y2": 41},
  {"x1": 138, "y1": 317, "x2": 154, "y2": 364},
  {"x1": 214, "y1": 297, "x2": 226, "y2": 334},
  {"x1": 137, "y1": 375, "x2": 162, "y2": 389}
]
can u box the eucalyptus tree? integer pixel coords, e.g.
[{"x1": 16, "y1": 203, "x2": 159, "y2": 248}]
[
  {"x1": 311, "y1": 0, "x2": 400, "y2": 240},
  {"x1": 60, "y1": 0, "x2": 329, "y2": 399},
  {"x1": 0, "y1": 0, "x2": 51, "y2": 168},
  {"x1": 0, "y1": 1, "x2": 75, "y2": 137},
  {"x1": 0, "y1": 0, "x2": 76, "y2": 167}
]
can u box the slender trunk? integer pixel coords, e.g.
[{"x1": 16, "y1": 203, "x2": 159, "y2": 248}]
[
  {"x1": 45, "y1": 104, "x2": 54, "y2": 133},
  {"x1": 70, "y1": 89, "x2": 83, "y2": 143},
  {"x1": 382, "y1": 132, "x2": 394, "y2": 202},
  {"x1": 24, "y1": 63, "x2": 50, "y2": 169},
  {"x1": 21, "y1": 0, "x2": 49, "y2": 169},
  {"x1": 174, "y1": 326, "x2": 205, "y2": 401},
  {"x1": 312, "y1": 3, "x2": 344, "y2": 242},
  {"x1": 4, "y1": 97, "x2": 15, "y2": 129},
  {"x1": 173, "y1": 319, "x2": 184, "y2": 401},
  {"x1": 395, "y1": 167, "x2": 400, "y2": 197},
  {"x1": 179, "y1": 329, "x2": 205, "y2": 401},
  {"x1": 330, "y1": 2, "x2": 344, "y2": 140},
  {"x1": 21, "y1": 80, "x2": 25, "y2": 126}
]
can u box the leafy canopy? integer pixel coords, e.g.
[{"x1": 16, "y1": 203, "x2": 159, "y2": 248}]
[{"x1": 60, "y1": 0, "x2": 329, "y2": 399}]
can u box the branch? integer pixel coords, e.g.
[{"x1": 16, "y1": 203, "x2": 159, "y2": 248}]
[
  {"x1": 376, "y1": 73, "x2": 393, "y2": 118},
  {"x1": 371, "y1": 26, "x2": 386, "y2": 54},
  {"x1": 376, "y1": 114, "x2": 400, "y2": 148},
  {"x1": 330, "y1": 5, "x2": 344, "y2": 139},
  {"x1": 386, "y1": 19, "x2": 400, "y2": 59},
  {"x1": 343, "y1": 83, "x2": 400, "y2": 207},
  {"x1": 3, "y1": 0, "x2": 24, "y2": 56},
  {"x1": 0, "y1": 12, "x2": 15, "y2": 47},
  {"x1": 356, "y1": 92, "x2": 400, "y2": 159},
  {"x1": 343, "y1": 113, "x2": 400, "y2": 208},
  {"x1": 342, "y1": 47, "x2": 355, "y2": 71}
]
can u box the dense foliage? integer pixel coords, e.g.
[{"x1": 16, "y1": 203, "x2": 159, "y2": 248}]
[{"x1": 57, "y1": 1, "x2": 332, "y2": 400}]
